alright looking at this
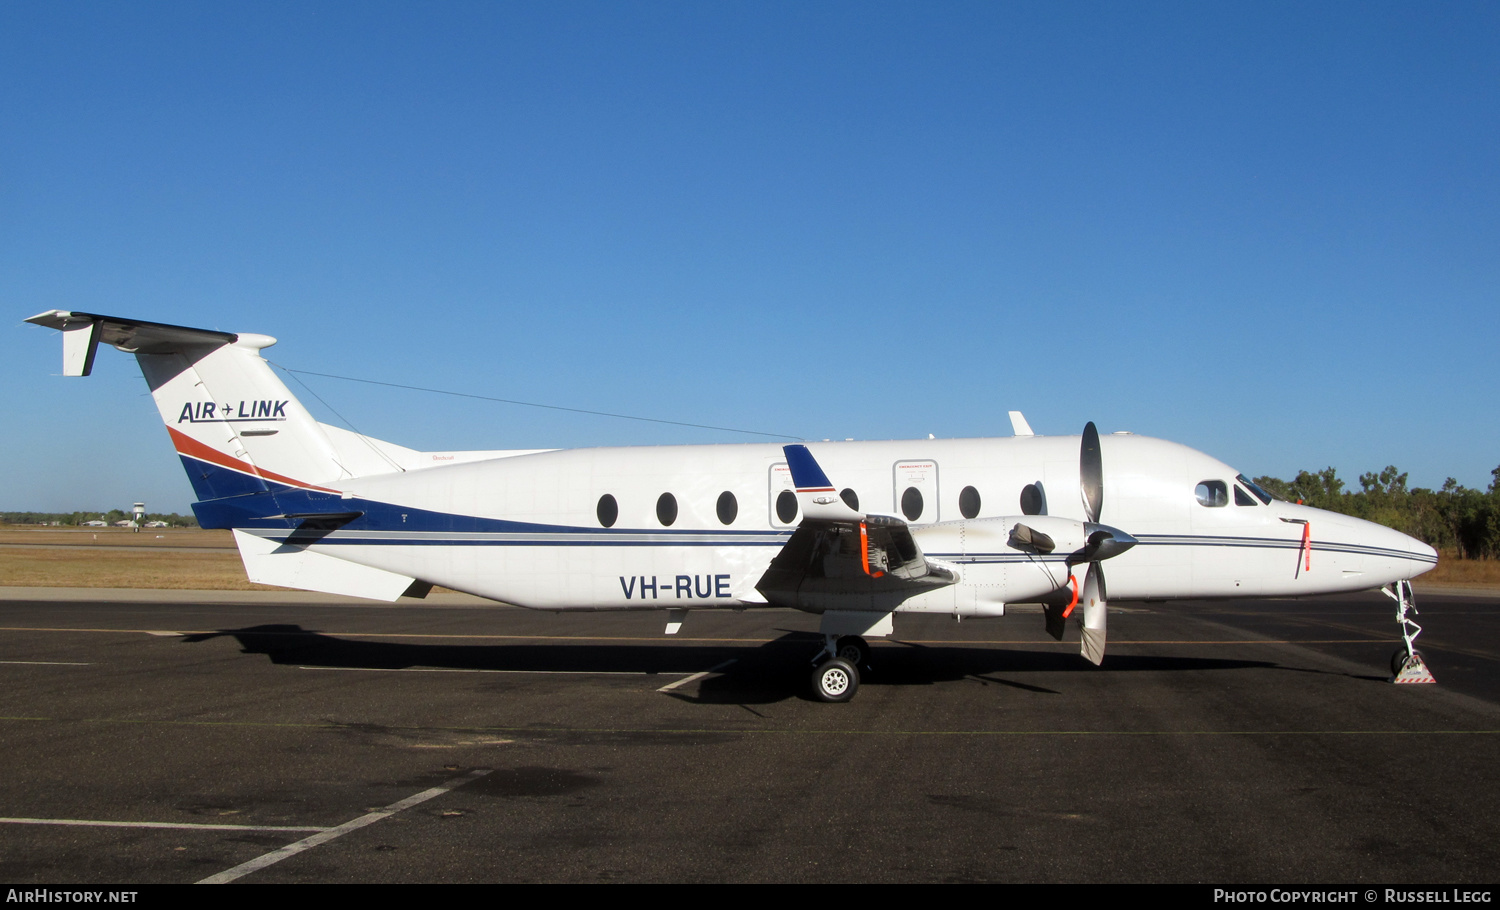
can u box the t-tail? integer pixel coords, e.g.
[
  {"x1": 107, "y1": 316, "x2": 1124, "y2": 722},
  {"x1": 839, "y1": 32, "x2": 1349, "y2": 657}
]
[{"x1": 26, "y1": 311, "x2": 421, "y2": 514}]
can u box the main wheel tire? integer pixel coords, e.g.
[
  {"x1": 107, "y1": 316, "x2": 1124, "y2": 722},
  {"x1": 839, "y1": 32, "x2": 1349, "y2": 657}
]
[
  {"x1": 835, "y1": 635, "x2": 870, "y2": 668},
  {"x1": 812, "y1": 657, "x2": 859, "y2": 703}
]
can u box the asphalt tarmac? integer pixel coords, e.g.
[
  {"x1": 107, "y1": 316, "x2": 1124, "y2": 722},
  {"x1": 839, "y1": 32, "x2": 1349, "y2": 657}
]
[{"x1": 0, "y1": 586, "x2": 1495, "y2": 884}]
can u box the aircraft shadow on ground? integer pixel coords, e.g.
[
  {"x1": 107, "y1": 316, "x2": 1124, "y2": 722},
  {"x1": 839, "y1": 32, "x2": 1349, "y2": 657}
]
[{"x1": 181, "y1": 624, "x2": 1284, "y2": 705}]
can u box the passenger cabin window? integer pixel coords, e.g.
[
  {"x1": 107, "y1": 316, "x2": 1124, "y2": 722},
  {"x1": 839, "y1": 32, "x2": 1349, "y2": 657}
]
[
  {"x1": 657, "y1": 492, "x2": 678, "y2": 526},
  {"x1": 959, "y1": 485, "x2": 981, "y2": 519},
  {"x1": 775, "y1": 490, "x2": 798, "y2": 524},
  {"x1": 1020, "y1": 483, "x2": 1044, "y2": 516},
  {"x1": 716, "y1": 491, "x2": 738, "y2": 525},
  {"x1": 597, "y1": 494, "x2": 618, "y2": 528},
  {"x1": 901, "y1": 487, "x2": 924, "y2": 522},
  {"x1": 1195, "y1": 480, "x2": 1228, "y2": 507},
  {"x1": 840, "y1": 488, "x2": 859, "y2": 511},
  {"x1": 1234, "y1": 485, "x2": 1257, "y2": 506}
]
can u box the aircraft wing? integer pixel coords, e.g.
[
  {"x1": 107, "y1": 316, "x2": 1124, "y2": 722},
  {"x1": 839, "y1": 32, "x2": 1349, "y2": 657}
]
[{"x1": 754, "y1": 445, "x2": 956, "y2": 611}]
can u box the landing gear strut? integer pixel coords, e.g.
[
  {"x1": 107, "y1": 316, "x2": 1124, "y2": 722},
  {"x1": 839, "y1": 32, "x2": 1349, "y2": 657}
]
[
  {"x1": 834, "y1": 634, "x2": 870, "y2": 669},
  {"x1": 1383, "y1": 579, "x2": 1435, "y2": 684}
]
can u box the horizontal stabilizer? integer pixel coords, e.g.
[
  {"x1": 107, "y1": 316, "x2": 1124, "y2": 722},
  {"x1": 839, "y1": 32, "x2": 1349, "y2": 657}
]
[{"x1": 27, "y1": 311, "x2": 237, "y2": 375}]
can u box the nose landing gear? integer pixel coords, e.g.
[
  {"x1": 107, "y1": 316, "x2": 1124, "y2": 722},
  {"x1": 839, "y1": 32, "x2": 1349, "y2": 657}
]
[{"x1": 1384, "y1": 580, "x2": 1436, "y2": 684}]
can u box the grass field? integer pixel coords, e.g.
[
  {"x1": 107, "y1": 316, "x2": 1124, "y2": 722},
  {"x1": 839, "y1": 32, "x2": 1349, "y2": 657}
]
[
  {"x1": 0, "y1": 527, "x2": 263, "y2": 589},
  {"x1": 1, "y1": 527, "x2": 1496, "y2": 591},
  {"x1": 0, "y1": 527, "x2": 232, "y2": 548}
]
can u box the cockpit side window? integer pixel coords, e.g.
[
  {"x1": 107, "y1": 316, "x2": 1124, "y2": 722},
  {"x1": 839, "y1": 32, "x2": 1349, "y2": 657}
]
[
  {"x1": 1236, "y1": 474, "x2": 1274, "y2": 504},
  {"x1": 1195, "y1": 480, "x2": 1228, "y2": 507},
  {"x1": 1234, "y1": 485, "x2": 1257, "y2": 506}
]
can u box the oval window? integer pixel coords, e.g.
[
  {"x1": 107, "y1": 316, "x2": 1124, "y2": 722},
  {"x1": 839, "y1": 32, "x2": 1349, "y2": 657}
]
[
  {"x1": 657, "y1": 492, "x2": 678, "y2": 526},
  {"x1": 1020, "y1": 483, "x2": 1044, "y2": 516},
  {"x1": 716, "y1": 491, "x2": 738, "y2": 525},
  {"x1": 775, "y1": 490, "x2": 798, "y2": 524},
  {"x1": 840, "y1": 488, "x2": 859, "y2": 511},
  {"x1": 959, "y1": 485, "x2": 981, "y2": 519},
  {"x1": 596, "y1": 494, "x2": 618, "y2": 528},
  {"x1": 901, "y1": 486, "x2": 923, "y2": 521}
]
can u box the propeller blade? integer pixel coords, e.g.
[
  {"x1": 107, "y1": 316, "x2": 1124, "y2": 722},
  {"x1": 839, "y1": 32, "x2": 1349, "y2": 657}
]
[
  {"x1": 1080, "y1": 422, "x2": 1103, "y2": 524},
  {"x1": 1080, "y1": 562, "x2": 1107, "y2": 665}
]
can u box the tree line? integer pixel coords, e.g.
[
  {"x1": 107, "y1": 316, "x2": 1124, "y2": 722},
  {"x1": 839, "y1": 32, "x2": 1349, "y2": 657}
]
[
  {"x1": 2, "y1": 510, "x2": 199, "y2": 528},
  {"x1": 1254, "y1": 467, "x2": 1500, "y2": 559}
]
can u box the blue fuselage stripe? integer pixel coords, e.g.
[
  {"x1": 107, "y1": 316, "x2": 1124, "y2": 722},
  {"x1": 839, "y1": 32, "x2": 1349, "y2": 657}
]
[{"x1": 193, "y1": 482, "x2": 1433, "y2": 564}]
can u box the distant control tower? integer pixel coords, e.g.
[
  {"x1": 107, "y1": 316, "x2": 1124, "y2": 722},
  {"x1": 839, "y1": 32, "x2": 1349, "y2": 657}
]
[{"x1": 132, "y1": 502, "x2": 145, "y2": 533}]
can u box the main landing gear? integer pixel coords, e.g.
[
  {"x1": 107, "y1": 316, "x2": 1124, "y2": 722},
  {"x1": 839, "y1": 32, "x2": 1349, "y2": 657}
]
[
  {"x1": 811, "y1": 634, "x2": 870, "y2": 702},
  {"x1": 1383, "y1": 579, "x2": 1435, "y2": 684}
]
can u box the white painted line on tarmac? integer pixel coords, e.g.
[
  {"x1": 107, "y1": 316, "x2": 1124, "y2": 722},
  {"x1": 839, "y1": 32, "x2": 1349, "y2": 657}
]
[
  {"x1": 197, "y1": 768, "x2": 492, "y2": 884},
  {"x1": 297, "y1": 666, "x2": 683, "y2": 676},
  {"x1": 657, "y1": 659, "x2": 737, "y2": 692},
  {"x1": 0, "y1": 626, "x2": 778, "y2": 643},
  {"x1": 0, "y1": 817, "x2": 326, "y2": 832},
  {"x1": 0, "y1": 660, "x2": 91, "y2": 666}
]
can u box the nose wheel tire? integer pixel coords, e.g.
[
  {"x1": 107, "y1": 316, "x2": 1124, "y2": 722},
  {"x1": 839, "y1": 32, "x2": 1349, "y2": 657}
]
[
  {"x1": 1392, "y1": 647, "x2": 1425, "y2": 677},
  {"x1": 812, "y1": 657, "x2": 859, "y2": 702}
]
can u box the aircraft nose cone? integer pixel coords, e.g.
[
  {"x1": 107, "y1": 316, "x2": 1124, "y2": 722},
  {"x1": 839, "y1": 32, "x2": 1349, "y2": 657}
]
[
  {"x1": 1347, "y1": 515, "x2": 1440, "y2": 581},
  {"x1": 1405, "y1": 535, "x2": 1439, "y2": 571},
  {"x1": 1376, "y1": 525, "x2": 1438, "y2": 577}
]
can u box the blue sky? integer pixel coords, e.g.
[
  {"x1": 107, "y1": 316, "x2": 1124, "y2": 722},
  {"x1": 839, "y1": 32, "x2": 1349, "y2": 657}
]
[{"x1": 4, "y1": 1, "x2": 1497, "y2": 513}]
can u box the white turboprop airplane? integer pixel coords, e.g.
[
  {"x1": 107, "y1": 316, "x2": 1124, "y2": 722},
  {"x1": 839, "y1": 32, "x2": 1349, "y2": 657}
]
[{"x1": 29, "y1": 311, "x2": 1440, "y2": 700}]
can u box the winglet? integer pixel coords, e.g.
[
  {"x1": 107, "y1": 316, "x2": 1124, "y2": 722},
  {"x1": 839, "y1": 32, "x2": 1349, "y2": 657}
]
[
  {"x1": 783, "y1": 445, "x2": 861, "y2": 520},
  {"x1": 785, "y1": 444, "x2": 834, "y2": 493},
  {"x1": 1008, "y1": 411, "x2": 1035, "y2": 437}
]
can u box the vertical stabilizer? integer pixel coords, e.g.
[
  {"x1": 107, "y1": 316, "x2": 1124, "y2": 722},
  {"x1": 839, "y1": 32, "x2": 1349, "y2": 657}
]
[{"x1": 27, "y1": 310, "x2": 372, "y2": 501}]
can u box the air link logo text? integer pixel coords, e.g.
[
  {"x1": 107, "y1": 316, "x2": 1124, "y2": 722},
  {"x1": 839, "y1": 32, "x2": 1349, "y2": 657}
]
[{"x1": 176, "y1": 400, "x2": 288, "y2": 423}]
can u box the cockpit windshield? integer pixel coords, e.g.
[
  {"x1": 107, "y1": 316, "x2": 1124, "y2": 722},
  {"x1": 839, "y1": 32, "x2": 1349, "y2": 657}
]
[{"x1": 1236, "y1": 474, "x2": 1274, "y2": 505}]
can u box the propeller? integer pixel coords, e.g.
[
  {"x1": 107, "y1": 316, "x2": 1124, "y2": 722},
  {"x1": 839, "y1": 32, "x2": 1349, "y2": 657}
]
[{"x1": 1067, "y1": 422, "x2": 1132, "y2": 665}]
